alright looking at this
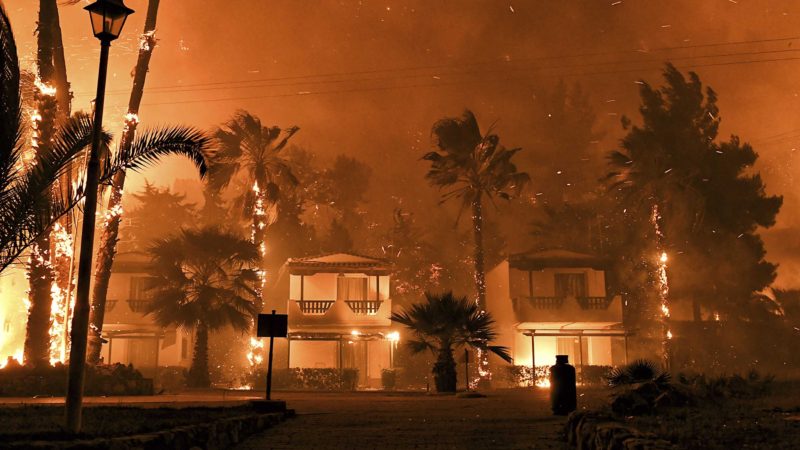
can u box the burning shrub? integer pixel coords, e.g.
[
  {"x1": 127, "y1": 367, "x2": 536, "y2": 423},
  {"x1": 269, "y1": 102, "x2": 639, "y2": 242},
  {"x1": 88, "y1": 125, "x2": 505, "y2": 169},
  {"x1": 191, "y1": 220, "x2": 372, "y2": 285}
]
[
  {"x1": 498, "y1": 365, "x2": 549, "y2": 387},
  {"x1": 251, "y1": 368, "x2": 359, "y2": 391}
]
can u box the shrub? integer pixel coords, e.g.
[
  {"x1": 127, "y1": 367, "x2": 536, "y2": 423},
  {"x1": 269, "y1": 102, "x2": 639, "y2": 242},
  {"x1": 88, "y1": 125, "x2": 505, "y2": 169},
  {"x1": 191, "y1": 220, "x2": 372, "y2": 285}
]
[
  {"x1": 499, "y1": 365, "x2": 549, "y2": 387},
  {"x1": 251, "y1": 368, "x2": 359, "y2": 391},
  {"x1": 156, "y1": 366, "x2": 188, "y2": 393},
  {"x1": 677, "y1": 370, "x2": 774, "y2": 400},
  {"x1": 0, "y1": 363, "x2": 152, "y2": 397},
  {"x1": 579, "y1": 365, "x2": 613, "y2": 386},
  {"x1": 381, "y1": 369, "x2": 397, "y2": 390}
]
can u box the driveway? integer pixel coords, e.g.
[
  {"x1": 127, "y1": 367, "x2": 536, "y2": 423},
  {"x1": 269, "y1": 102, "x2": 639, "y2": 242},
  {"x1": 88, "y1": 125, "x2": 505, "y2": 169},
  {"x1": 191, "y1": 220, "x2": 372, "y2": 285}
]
[{"x1": 238, "y1": 389, "x2": 600, "y2": 449}]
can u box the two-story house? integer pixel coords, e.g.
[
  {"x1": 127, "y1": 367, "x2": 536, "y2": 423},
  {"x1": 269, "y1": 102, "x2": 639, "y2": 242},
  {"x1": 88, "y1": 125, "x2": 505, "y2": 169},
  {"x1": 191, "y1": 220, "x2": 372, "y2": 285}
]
[
  {"x1": 98, "y1": 252, "x2": 192, "y2": 380},
  {"x1": 267, "y1": 253, "x2": 396, "y2": 388},
  {"x1": 486, "y1": 249, "x2": 628, "y2": 372}
]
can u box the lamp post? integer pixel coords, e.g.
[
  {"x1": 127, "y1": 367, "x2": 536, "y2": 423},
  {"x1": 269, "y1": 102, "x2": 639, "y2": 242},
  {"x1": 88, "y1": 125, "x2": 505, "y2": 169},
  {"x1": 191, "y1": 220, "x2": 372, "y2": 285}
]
[{"x1": 65, "y1": 0, "x2": 133, "y2": 433}]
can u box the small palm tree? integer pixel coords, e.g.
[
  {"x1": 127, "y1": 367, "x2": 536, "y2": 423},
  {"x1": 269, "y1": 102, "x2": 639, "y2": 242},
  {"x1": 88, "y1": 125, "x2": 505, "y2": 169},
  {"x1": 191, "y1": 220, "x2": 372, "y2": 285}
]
[
  {"x1": 390, "y1": 291, "x2": 511, "y2": 393},
  {"x1": 145, "y1": 227, "x2": 259, "y2": 388},
  {"x1": 607, "y1": 359, "x2": 670, "y2": 388}
]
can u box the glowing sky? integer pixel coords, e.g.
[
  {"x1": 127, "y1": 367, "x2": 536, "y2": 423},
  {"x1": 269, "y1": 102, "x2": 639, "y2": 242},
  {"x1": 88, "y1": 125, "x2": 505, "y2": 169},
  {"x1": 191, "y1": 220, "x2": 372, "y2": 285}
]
[{"x1": 5, "y1": 0, "x2": 800, "y2": 285}]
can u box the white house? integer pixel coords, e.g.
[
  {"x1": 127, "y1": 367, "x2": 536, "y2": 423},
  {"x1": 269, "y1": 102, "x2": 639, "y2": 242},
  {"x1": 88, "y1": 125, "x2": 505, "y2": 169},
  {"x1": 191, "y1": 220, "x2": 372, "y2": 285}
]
[
  {"x1": 98, "y1": 252, "x2": 193, "y2": 379},
  {"x1": 267, "y1": 253, "x2": 397, "y2": 388},
  {"x1": 486, "y1": 249, "x2": 628, "y2": 371}
]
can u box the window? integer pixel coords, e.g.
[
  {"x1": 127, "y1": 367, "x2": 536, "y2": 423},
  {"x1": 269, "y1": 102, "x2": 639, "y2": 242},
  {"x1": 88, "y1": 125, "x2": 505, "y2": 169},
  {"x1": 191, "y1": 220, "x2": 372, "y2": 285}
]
[
  {"x1": 129, "y1": 276, "x2": 155, "y2": 300},
  {"x1": 554, "y1": 273, "x2": 587, "y2": 298},
  {"x1": 337, "y1": 276, "x2": 368, "y2": 301},
  {"x1": 181, "y1": 337, "x2": 188, "y2": 360}
]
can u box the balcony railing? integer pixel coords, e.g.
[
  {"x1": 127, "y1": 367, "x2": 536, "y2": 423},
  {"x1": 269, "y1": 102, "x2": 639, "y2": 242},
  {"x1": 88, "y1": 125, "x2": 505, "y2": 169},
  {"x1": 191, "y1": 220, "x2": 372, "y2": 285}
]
[
  {"x1": 523, "y1": 297, "x2": 564, "y2": 309},
  {"x1": 106, "y1": 299, "x2": 118, "y2": 313},
  {"x1": 296, "y1": 300, "x2": 335, "y2": 315},
  {"x1": 577, "y1": 296, "x2": 612, "y2": 310},
  {"x1": 518, "y1": 296, "x2": 612, "y2": 310},
  {"x1": 127, "y1": 299, "x2": 151, "y2": 313},
  {"x1": 345, "y1": 300, "x2": 383, "y2": 315}
]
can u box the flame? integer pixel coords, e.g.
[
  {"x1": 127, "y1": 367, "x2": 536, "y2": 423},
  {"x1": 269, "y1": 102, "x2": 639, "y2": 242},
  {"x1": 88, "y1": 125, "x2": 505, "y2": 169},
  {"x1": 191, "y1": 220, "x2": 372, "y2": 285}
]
[
  {"x1": 34, "y1": 78, "x2": 57, "y2": 97},
  {"x1": 535, "y1": 378, "x2": 551, "y2": 388},
  {"x1": 47, "y1": 223, "x2": 74, "y2": 365}
]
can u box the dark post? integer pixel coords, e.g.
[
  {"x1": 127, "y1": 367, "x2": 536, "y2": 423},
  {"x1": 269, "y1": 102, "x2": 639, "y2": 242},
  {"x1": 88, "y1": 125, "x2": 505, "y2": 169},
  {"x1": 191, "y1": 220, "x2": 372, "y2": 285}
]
[
  {"x1": 464, "y1": 348, "x2": 469, "y2": 391},
  {"x1": 266, "y1": 310, "x2": 276, "y2": 400},
  {"x1": 65, "y1": 39, "x2": 110, "y2": 433}
]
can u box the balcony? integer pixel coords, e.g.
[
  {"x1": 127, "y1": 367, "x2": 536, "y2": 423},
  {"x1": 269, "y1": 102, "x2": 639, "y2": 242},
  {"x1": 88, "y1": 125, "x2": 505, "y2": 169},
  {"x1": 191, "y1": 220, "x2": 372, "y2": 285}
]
[
  {"x1": 577, "y1": 296, "x2": 613, "y2": 310},
  {"x1": 106, "y1": 299, "x2": 118, "y2": 313},
  {"x1": 297, "y1": 300, "x2": 335, "y2": 315},
  {"x1": 345, "y1": 300, "x2": 384, "y2": 315},
  {"x1": 522, "y1": 297, "x2": 564, "y2": 309}
]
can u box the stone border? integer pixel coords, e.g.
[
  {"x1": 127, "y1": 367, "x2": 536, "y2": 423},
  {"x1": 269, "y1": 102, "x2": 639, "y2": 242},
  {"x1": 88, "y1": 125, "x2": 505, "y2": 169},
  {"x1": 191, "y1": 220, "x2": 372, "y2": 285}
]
[
  {"x1": 2, "y1": 411, "x2": 290, "y2": 449},
  {"x1": 564, "y1": 411, "x2": 677, "y2": 450}
]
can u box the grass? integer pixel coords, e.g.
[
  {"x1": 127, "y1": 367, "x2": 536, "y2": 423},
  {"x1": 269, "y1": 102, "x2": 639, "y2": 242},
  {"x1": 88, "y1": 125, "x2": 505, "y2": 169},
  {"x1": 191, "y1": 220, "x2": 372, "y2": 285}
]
[{"x1": 0, "y1": 405, "x2": 259, "y2": 441}]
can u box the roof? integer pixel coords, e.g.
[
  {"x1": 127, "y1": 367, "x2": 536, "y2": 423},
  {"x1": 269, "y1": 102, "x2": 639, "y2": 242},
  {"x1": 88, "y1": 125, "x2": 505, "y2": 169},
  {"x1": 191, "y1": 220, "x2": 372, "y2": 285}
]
[
  {"x1": 286, "y1": 252, "x2": 390, "y2": 274},
  {"x1": 508, "y1": 249, "x2": 609, "y2": 270}
]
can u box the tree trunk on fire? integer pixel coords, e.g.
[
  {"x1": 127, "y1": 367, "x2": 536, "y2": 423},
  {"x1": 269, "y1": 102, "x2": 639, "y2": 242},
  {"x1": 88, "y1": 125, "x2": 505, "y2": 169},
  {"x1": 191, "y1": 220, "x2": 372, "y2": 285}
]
[
  {"x1": 471, "y1": 196, "x2": 486, "y2": 310},
  {"x1": 187, "y1": 322, "x2": 210, "y2": 388},
  {"x1": 87, "y1": 0, "x2": 161, "y2": 364},
  {"x1": 23, "y1": 0, "x2": 59, "y2": 367}
]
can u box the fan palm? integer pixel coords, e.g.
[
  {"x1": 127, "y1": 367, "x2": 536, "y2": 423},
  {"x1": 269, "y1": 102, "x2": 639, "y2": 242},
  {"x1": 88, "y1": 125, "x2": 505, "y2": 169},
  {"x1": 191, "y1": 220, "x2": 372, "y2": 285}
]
[
  {"x1": 207, "y1": 110, "x2": 299, "y2": 313},
  {"x1": 423, "y1": 110, "x2": 529, "y2": 311},
  {"x1": 145, "y1": 227, "x2": 259, "y2": 388},
  {"x1": 390, "y1": 291, "x2": 511, "y2": 393}
]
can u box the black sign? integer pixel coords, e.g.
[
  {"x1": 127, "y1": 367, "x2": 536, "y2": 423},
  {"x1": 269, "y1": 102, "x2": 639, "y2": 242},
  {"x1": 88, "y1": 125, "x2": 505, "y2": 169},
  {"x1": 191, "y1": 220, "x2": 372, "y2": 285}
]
[{"x1": 257, "y1": 312, "x2": 288, "y2": 338}]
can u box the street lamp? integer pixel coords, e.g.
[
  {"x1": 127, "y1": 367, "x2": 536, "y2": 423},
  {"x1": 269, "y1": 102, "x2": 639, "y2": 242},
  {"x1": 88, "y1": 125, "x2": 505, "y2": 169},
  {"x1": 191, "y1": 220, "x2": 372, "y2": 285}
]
[{"x1": 65, "y1": 0, "x2": 133, "y2": 434}]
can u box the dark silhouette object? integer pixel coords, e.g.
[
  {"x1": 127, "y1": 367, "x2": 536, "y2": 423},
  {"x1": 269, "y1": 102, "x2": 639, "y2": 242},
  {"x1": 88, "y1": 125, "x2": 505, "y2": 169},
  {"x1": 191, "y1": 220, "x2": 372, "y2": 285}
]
[
  {"x1": 390, "y1": 291, "x2": 511, "y2": 393},
  {"x1": 550, "y1": 355, "x2": 577, "y2": 415}
]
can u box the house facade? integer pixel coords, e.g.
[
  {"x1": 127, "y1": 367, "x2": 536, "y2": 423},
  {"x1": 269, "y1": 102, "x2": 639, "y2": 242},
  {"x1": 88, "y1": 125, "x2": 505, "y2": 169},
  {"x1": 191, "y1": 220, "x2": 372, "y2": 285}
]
[
  {"x1": 486, "y1": 249, "x2": 628, "y2": 372},
  {"x1": 98, "y1": 252, "x2": 192, "y2": 379},
  {"x1": 267, "y1": 253, "x2": 397, "y2": 388}
]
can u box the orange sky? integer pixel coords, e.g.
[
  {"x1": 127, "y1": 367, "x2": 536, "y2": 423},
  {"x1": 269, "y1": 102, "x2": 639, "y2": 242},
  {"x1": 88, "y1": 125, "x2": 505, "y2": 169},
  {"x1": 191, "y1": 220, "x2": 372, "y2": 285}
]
[{"x1": 5, "y1": 0, "x2": 800, "y2": 286}]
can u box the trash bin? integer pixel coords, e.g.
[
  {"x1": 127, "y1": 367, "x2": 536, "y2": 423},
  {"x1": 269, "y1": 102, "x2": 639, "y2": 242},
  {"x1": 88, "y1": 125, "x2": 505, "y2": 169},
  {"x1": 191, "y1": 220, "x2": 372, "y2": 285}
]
[{"x1": 550, "y1": 354, "x2": 576, "y2": 415}]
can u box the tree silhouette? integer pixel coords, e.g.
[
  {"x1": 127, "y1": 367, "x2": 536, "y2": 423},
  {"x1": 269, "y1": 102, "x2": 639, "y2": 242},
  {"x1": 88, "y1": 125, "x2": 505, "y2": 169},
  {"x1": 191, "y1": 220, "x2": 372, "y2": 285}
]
[{"x1": 145, "y1": 227, "x2": 259, "y2": 387}]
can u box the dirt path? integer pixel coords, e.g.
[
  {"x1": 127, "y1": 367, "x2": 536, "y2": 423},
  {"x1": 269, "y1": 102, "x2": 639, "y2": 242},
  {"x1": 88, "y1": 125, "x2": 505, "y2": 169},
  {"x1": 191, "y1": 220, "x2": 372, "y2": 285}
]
[{"x1": 237, "y1": 389, "x2": 594, "y2": 449}]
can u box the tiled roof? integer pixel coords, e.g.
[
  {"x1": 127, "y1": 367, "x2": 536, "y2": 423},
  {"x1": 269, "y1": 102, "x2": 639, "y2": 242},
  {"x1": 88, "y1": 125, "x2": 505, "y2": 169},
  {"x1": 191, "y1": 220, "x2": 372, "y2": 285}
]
[
  {"x1": 508, "y1": 249, "x2": 609, "y2": 270},
  {"x1": 287, "y1": 252, "x2": 390, "y2": 270}
]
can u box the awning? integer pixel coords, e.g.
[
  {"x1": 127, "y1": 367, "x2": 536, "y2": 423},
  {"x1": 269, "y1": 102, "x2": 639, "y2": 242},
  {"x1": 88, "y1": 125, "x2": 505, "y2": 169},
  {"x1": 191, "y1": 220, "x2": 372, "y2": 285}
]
[{"x1": 518, "y1": 321, "x2": 628, "y2": 337}]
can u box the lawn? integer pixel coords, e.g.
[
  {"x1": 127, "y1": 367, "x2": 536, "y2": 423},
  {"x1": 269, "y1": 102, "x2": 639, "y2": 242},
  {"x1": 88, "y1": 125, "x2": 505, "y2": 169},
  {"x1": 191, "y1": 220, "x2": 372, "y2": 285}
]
[{"x1": 0, "y1": 405, "x2": 259, "y2": 441}]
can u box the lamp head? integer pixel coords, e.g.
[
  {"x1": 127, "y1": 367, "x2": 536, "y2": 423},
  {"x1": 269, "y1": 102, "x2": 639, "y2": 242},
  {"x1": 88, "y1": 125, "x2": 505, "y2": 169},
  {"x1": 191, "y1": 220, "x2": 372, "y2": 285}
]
[{"x1": 85, "y1": 0, "x2": 134, "y2": 41}]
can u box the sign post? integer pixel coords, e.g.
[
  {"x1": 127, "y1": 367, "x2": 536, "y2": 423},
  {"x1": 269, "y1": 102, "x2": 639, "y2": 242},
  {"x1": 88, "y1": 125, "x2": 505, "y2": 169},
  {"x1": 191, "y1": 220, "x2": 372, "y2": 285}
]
[{"x1": 256, "y1": 310, "x2": 288, "y2": 405}]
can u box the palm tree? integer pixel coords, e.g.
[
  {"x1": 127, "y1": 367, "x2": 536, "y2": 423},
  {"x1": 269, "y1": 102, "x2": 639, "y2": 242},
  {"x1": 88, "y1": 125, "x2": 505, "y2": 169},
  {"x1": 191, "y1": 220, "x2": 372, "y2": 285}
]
[
  {"x1": 144, "y1": 227, "x2": 259, "y2": 387},
  {"x1": 390, "y1": 291, "x2": 511, "y2": 393},
  {"x1": 423, "y1": 110, "x2": 529, "y2": 311},
  {"x1": 88, "y1": 0, "x2": 163, "y2": 364},
  {"x1": 208, "y1": 111, "x2": 299, "y2": 313}
]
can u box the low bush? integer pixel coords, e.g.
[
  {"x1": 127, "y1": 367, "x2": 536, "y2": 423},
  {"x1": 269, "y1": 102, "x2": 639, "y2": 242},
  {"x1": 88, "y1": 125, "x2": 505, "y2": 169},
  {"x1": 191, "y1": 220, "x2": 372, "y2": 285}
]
[
  {"x1": 381, "y1": 368, "x2": 397, "y2": 390},
  {"x1": 498, "y1": 365, "x2": 549, "y2": 387},
  {"x1": 156, "y1": 366, "x2": 188, "y2": 393},
  {"x1": 0, "y1": 361, "x2": 152, "y2": 396},
  {"x1": 252, "y1": 368, "x2": 359, "y2": 391}
]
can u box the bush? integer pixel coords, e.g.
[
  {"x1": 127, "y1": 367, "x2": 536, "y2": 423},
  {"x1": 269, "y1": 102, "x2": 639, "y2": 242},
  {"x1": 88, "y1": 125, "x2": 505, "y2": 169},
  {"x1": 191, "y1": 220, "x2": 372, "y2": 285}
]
[
  {"x1": 677, "y1": 370, "x2": 773, "y2": 400},
  {"x1": 381, "y1": 368, "x2": 397, "y2": 390},
  {"x1": 156, "y1": 366, "x2": 188, "y2": 393},
  {"x1": 0, "y1": 362, "x2": 152, "y2": 397},
  {"x1": 251, "y1": 368, "x2": 359, "y2": 391},
  {"x1": 579, "y1": 365, "x2": 613, "y2": 386},
  {"x1": 499, "y1": 365, "x2": 549, "y2": 387}
]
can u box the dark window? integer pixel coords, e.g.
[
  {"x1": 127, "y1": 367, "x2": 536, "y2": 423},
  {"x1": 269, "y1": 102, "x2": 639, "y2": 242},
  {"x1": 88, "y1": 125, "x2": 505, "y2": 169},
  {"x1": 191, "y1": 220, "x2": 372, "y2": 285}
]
[{"x1": 554, "y1": 273, "x2": 587, "y2": 298}]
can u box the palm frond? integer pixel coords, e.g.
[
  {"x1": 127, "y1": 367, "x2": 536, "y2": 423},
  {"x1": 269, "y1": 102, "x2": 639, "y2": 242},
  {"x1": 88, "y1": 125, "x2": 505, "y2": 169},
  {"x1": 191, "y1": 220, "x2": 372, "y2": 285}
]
[{"x1": 112, "y1": 125, "x2": 210, "y2": 178}]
